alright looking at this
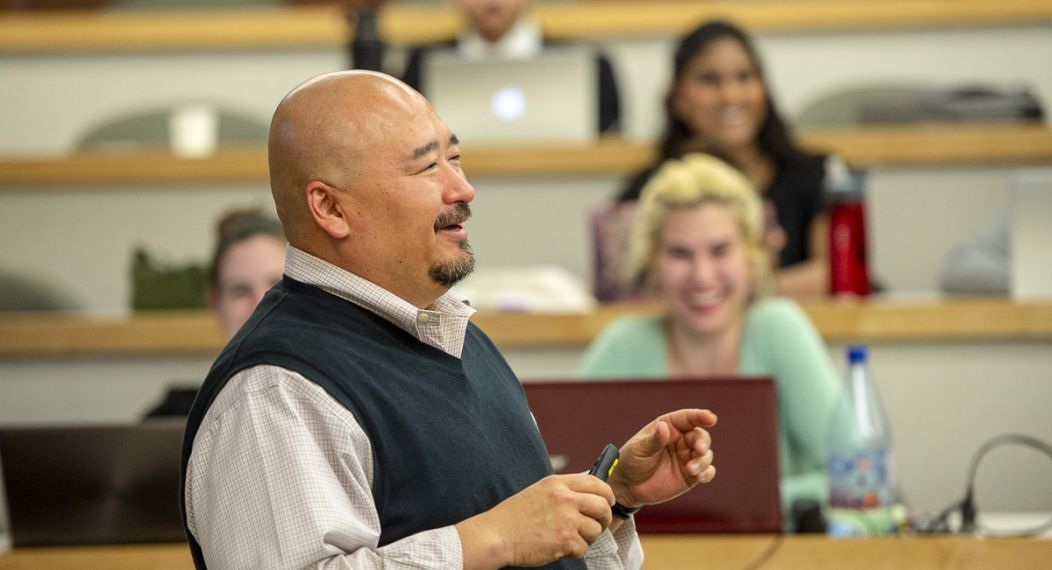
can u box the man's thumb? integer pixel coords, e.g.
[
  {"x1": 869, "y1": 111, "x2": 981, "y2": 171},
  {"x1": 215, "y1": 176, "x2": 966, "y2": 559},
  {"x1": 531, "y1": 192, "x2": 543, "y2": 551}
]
[{"x1": 639, "y1": 420, "x2": 670, "y2": 455}]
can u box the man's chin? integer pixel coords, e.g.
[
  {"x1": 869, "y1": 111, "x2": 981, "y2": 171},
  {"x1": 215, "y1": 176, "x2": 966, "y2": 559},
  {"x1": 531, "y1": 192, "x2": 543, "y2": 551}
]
[{"x1": 429, "y1": 246, "x2": 476, "y2": 288}]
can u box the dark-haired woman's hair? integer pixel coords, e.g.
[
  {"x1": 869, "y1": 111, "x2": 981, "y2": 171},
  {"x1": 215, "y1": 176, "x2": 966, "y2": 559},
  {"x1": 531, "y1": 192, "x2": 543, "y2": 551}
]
[
  {"x1": 208, "y1": 208, "x2": 285, "y2": 290},
  {"x1": 659, "y1": 20, "x2": 804, "y2": 169}
]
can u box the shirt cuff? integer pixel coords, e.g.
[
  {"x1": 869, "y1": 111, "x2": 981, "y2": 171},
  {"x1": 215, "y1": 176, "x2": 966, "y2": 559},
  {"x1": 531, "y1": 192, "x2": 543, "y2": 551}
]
[
  {"x1": 584, "y1": 516, "x2": 643, "y2": 569},
  {"x1": 612, "y1": 516, "x2": 644, "y2": 568},
  {"x1": 376, "y1": 525, "x2": 463, "y2": 568},
  {"x1": 584, "y1": 528, "x2": 619, "y2": 559}
]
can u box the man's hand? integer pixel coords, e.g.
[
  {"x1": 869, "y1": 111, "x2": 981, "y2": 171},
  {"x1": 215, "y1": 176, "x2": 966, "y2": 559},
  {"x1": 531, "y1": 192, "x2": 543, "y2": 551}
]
[
  {"x1": 455, "y1": 474, "x2": 614, "y2": 569},
  {"x1": 608, "y1": 408, "x2": 718, "y2": 510}
]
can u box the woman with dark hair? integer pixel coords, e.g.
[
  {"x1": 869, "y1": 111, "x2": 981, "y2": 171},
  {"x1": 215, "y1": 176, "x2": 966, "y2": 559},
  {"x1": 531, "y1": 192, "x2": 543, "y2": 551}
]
[{"x1": 618, "y1": 20, "x2": 839, "y2": 298}]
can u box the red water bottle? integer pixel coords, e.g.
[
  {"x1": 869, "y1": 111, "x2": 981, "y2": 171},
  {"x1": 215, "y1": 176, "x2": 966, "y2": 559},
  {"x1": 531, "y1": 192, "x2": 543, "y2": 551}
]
[{"x1": 827, "y1": 167, "x2": 870, "y2": 297}]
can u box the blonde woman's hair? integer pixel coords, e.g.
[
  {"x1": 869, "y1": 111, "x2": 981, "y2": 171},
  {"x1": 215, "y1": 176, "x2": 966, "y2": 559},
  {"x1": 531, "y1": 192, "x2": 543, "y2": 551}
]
[{"x1": 626, "y1": 153, "x2": 774, "y2": 296}]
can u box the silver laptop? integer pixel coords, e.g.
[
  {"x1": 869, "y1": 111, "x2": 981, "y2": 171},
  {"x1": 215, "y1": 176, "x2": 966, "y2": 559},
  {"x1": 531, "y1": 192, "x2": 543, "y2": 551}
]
[
  {"x1": 1011, "y1": 170, "x2": 1052, "y2": 300},
  {"x1": 423, "y1": 46, "x2": 598, "y2": 145},
  {"x1": 0, "y1": 420, "x2": 187, "y2": 546}
]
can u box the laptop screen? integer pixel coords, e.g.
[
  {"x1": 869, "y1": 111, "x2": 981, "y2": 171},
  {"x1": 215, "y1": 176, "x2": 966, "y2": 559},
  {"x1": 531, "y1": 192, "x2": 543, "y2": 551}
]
[
  {"x1": 423, "y1": 46, "x2": 598, "y2": 145},
  {"x1": 522, "y1": 378, "x2": 782, "y2": 533},
  {"x1": 0, "y1": 420, "x2": 186, "y2": 547}
]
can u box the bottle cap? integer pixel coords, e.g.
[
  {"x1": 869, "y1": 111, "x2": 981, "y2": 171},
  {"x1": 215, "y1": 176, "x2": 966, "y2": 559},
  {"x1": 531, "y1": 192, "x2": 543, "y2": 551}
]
[
  {"x1": 824, "y1": 158, "x2": 867, "y2": 201},
  {"x1": 848, "y1": 345, "x2": 868, "y2": 364}
]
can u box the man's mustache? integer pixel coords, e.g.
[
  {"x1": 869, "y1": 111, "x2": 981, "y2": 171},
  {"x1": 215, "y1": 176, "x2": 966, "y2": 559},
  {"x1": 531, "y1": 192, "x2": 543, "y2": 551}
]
[{"x1": 434, "y1": 203, "x2": 472, "y2": 231}]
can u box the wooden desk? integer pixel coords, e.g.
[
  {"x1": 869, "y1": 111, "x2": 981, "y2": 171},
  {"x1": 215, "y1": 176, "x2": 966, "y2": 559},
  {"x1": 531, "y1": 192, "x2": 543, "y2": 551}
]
[
  {"x1": 0, "y1": 543, "x2": 192, "y2": 570},
  {"x1": 642, "y1": 535, "x2": 1052, "y2": 569},
  {"x1": 1, "y1": 536, "x2": 1050, "y2": 569}
]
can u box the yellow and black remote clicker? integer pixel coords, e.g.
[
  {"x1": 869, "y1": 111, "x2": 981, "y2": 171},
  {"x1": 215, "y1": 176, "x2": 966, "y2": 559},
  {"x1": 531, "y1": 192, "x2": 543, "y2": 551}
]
[{"x1": 587, "y1": 443, "x2": 620, "y2": 482}]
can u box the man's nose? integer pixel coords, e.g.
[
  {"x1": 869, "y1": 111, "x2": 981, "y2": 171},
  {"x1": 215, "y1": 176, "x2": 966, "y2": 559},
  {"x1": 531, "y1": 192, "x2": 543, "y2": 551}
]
[{"x1": 443, "y1": 165, "x2": 476, "y2": 204}]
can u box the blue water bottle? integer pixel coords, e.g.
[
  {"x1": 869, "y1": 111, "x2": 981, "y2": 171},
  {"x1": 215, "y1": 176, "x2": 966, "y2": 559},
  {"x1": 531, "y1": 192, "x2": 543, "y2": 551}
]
[{"x1": 826, "y1": 345, "x2": 897, "y2": 536}]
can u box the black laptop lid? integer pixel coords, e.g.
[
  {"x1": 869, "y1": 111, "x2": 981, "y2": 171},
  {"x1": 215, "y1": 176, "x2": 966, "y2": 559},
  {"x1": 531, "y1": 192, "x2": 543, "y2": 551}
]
[{"x1": 0, "y1": 420, "x2": 186, "y2": 547}]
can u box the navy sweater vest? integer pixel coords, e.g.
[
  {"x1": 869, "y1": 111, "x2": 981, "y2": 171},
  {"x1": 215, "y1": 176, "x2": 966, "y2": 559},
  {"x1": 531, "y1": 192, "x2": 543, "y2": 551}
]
[{"x1": 180, "y1": 277, "x2": 585, "y2": 569}]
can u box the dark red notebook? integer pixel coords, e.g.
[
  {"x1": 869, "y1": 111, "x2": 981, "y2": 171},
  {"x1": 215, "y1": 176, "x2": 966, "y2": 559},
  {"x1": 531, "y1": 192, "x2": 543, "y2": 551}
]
[{"x1": 522, "y1": 378, "x2": 782, "y2": 534}]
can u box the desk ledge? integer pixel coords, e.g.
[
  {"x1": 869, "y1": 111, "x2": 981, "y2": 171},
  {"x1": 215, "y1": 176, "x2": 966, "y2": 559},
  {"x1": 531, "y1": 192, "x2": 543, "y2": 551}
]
[{"x1": 0, "y1": 298, "x2": 1049, "y2": 358}]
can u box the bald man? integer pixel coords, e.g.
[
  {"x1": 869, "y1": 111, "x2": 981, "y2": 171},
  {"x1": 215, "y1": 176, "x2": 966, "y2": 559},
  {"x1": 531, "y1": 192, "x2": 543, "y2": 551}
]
[{"x1": 179, "y1": 71, "x2": 716, "y2": 569}]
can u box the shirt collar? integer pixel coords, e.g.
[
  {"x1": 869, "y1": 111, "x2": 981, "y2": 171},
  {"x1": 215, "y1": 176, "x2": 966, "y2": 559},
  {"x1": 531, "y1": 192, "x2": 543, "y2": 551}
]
[{"x1": 283, "y1": 245, "x2": 476, "y2": 357}]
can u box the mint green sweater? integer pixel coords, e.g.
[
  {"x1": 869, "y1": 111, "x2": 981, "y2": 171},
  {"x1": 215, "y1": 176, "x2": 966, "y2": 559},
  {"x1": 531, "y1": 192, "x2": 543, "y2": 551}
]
[{"x1": 578, "y1": 297, "x2": 840, "y2": 517}]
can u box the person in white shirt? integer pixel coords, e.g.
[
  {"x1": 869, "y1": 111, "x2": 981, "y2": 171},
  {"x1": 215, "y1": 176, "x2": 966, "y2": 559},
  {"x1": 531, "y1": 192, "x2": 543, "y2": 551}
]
[{"x1": 180, "y1": 70, "x2": 716, "y2": 569}]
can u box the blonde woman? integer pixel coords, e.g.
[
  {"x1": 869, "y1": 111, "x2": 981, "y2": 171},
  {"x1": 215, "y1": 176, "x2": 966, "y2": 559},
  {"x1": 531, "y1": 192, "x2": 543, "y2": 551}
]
[{"x1": 581, "y1": 153, "x2": 839, "y2": 520}]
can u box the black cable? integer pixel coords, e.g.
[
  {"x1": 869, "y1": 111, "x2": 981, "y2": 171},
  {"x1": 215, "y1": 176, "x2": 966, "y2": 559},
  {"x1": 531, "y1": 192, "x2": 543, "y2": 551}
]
[
  {"x1": 928, "y1": 433, "x2": 1052, "y2": 536},
  {"x1": 964, "y1": 433, "x2": 1052, "y2": 537},
  {"x1": 741, "y1": 533, "x2": 784, "y2": 570},
  {"x1": 923, "y1": 498, "x2": 965, "y2": 534}
]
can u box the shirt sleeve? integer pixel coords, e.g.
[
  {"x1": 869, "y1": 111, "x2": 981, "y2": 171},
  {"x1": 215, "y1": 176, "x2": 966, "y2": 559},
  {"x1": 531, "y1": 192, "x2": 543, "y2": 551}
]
[
  {"x1": 581, "y1": 516, "x2": 644, "y2": 570},
  {"x1": 184, "y1": 365, "x2": 464, "y2": 569}
]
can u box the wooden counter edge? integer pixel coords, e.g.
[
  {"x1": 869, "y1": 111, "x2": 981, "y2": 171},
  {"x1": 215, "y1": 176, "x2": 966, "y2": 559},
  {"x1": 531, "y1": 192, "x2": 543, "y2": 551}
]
[
  {"x1": 2, "y1": 124, "x2": 1051, "y2": 188},
  {"x1": 0, "y1": 298, "x2": 1049, "y2": 358},
  {"x1": 3, "y1": 1, "x2": 1052, "y2": 53}
]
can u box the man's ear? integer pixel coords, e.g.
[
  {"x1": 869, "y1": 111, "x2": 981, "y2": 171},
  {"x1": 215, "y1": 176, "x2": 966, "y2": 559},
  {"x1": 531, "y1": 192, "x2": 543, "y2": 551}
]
[{"x1": 305, "y1": 180, "x2": 351, "y2": 239}]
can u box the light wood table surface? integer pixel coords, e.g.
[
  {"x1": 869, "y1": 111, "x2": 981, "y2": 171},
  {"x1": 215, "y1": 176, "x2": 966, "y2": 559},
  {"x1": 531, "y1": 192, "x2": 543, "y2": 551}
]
[{"x1": 1, "y1": 535, "x2": 1051, "y2": 569}]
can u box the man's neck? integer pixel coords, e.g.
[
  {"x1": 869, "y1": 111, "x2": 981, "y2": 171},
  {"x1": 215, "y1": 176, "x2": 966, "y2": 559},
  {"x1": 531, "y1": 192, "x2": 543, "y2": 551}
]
[{"x1": 286, "y1": 243, "x2": 444, "y2": 310}]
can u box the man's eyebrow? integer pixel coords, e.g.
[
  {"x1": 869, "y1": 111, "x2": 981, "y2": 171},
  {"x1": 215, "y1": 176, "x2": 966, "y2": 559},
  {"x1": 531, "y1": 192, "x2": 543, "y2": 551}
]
[
  {"x1": 411, "y1": 140, "x2": 439, "y2": 161},
  {"x1": 410, "y1": 134, "x2": 460, "y2": 161}
]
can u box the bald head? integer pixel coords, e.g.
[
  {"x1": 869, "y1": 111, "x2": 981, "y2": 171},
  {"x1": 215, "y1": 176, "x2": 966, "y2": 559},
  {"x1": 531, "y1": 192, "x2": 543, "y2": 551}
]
[{"x1": 268, "y1": 70, "x2": 429, "y2": 247}]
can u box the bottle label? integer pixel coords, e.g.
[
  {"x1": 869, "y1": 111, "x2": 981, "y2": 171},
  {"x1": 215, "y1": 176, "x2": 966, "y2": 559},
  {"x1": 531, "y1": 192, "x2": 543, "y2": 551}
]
[{"x1": 827, "y1": 447, "x2": 892, "y2": 509}]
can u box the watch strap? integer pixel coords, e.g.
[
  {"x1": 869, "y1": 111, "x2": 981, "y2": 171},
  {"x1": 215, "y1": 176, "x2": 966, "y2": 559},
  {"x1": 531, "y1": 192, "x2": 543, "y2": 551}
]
[{"x1": 611, "y1": 502, "x2": 641, "y2": 520}]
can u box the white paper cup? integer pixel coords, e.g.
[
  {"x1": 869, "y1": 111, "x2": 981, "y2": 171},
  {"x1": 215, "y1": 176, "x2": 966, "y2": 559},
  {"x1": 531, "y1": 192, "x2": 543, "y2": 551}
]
[{"x1": 169, "y1": 103, "x2": 218, "y2": 158}]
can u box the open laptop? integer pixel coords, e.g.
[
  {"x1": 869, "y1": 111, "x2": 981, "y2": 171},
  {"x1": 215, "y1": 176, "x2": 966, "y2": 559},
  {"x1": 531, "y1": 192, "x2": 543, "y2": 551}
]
[
  {"x1": 423, "y1": 46, "x2": 598, "y2": 145},
  {"x1": 0, "y1": 420, "x2": 186, "y2": 547},
  {"x1": 522, "y1": 378, "x2": 782, "y2": 533}
]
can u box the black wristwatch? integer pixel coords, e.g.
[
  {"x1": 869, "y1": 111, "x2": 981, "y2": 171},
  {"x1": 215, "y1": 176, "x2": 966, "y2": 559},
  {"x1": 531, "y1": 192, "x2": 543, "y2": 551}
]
[{"x1": 611, "y1": 502, "x2": 641, "y2": 520}]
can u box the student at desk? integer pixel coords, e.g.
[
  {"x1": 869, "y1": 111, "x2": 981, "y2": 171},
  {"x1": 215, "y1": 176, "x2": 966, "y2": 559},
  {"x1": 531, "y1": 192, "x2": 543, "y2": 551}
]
[
  {"x1": 144, "y1": 209, "x2": 285, "y2": 418},
  {"x1": 616, "y1": 20, "x2": 841, "y2": 298},
  {"x1": 206, "y1": 208, "x2": 287, "y2": 337},
  {"x1": 583, "y1": 153, "x2": 840, "y2": 521},
  {"x1": 401, "y1": 0, "x2": 621, "y2": 134}
]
